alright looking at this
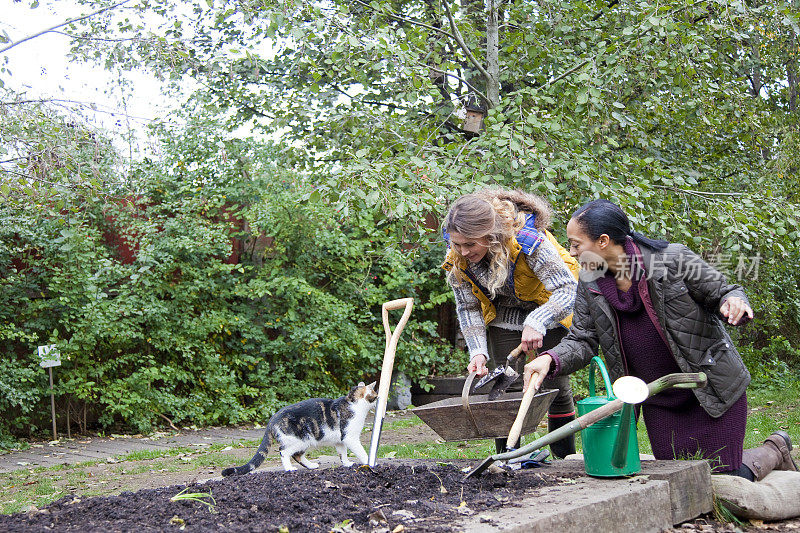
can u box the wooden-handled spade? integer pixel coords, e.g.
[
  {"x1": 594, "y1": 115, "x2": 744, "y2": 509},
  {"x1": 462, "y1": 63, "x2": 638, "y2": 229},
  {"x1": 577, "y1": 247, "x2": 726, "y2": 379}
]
[
  {"x1": 504, "y1": 360, "x2": 540, "y2": 450},
  {"x1": 367, "y1": 297, "x2": 414, "y2": 467}
]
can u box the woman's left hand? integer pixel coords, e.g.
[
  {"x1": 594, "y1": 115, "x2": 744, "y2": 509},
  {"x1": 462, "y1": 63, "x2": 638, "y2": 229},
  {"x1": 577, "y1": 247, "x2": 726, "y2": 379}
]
[
  {"x1": 521, "y1": 326, "x2": 544, "y2": 353},
  {"x1": 720, "y1": 297, "x2": 754, "y2": 325}
]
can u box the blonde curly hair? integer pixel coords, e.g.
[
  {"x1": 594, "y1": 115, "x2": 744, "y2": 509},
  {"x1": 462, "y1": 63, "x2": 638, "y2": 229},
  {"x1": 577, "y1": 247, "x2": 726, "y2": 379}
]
[{"x1": 444, "y1": 188, "x2": 550, "y2": 297}]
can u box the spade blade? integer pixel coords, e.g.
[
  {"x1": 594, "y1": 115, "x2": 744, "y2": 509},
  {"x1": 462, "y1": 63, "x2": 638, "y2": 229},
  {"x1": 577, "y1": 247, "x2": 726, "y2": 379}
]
[
  {"x1": 487, "y1": 367, "x2": 520, "y2": 400},
  {"x1": 473, "y1": 366, "x2": 505, "y2": 391}
]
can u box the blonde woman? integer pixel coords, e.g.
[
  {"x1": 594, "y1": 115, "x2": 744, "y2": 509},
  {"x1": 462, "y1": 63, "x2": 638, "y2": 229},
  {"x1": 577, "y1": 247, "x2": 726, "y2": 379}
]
[{"x1": 442, "y1": 188, "x2": 580, "y2": 457}]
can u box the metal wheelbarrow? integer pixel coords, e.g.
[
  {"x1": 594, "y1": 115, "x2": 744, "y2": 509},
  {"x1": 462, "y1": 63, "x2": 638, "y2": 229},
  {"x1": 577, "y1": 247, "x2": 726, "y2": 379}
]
[{"x1": 412, "y1": 371, "x2": 557, "y2": 441}]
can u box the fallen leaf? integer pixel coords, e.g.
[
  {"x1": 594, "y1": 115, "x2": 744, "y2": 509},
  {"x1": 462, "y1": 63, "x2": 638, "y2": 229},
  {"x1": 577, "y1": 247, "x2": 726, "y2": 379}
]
[
  {"x1": 369, "y1": 508, "x2": 388, "y2": 525},
  {"x1": 392, "y1": 509, "x2": 416, "y2": 521},
  {"x1": 457, "y1": 505, "x2": 475, "y2": 516},
  {"x1": 486, "y1": 464, "x2": 506, "y2": 474}
]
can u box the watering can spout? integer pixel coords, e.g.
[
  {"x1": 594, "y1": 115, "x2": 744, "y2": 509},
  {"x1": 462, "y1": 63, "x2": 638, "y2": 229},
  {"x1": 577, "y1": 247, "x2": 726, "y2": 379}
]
[
  {"x1": 609, "y1": 375, "x2": 649, "y2": 469},
  {"x1": 610, "y1": 403, "x2": 634, "y2": 468}
]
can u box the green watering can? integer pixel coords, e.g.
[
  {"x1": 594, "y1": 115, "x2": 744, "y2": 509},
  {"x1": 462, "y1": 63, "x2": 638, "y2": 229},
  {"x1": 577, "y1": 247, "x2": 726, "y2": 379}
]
[{"x1": 576, "y1": 357, "x2": 639, "y2": 477}]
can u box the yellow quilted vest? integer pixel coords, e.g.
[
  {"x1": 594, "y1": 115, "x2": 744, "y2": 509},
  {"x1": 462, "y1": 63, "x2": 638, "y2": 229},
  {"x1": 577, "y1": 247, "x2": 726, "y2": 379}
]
[{"x1": 442, "y1": 226, "x2": 580, "y2": 329}]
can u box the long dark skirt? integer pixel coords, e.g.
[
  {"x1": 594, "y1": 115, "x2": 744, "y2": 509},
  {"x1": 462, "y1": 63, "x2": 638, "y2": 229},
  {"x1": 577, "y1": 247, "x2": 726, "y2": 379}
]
[{"x1": 642, "y1": 390, "x2": 747, "y2": 471}]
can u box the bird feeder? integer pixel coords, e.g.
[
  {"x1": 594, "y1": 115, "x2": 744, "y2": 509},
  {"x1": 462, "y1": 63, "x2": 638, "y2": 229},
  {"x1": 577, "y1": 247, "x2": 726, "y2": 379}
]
[{"x1": 463, "y1": 104, "x2": 486, "y2": 134}]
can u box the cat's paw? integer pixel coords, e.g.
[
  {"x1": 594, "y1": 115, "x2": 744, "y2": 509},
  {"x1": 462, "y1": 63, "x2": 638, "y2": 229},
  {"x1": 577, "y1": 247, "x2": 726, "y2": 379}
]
[
  {"x1": 306, "y1": 461, "x2": 320, "y2": 469},
  {"x1": 283, "y1": 465, "x2": 298, "y2": 472}
]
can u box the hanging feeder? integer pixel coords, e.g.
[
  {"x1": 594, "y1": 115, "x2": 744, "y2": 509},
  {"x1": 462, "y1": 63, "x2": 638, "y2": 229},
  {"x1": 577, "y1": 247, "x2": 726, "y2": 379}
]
[{"x1": 463, "y1": 103, "x2": 486, "y2": 134}]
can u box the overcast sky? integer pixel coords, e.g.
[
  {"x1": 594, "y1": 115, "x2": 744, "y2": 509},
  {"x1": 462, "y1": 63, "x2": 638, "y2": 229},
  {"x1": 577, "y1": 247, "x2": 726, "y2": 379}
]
[{"x1": 2, "y1": 0, "x2": 171, "y2": 149}]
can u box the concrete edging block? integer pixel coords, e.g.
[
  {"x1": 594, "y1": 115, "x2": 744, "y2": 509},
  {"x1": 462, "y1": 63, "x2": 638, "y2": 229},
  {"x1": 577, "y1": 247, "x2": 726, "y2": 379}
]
[
  {"x1": 458, "y1": 476, "x2": 673, "y2": 532},
  {"x1": 456, "y1": 459, "x2": 712, "y2": 532}
]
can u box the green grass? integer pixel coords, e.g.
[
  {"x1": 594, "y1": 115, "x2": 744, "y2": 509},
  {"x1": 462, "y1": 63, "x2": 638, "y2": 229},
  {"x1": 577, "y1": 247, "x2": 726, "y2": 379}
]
[
  {"x1": 379, "y1": 439, "x2": 496, "y2": 460},
  {"x1": 743, "y1": 383, "x2": 800, "y2": 450},
  {"x1": 380, "y1": 416, "x2": 425, "y2": 431}
]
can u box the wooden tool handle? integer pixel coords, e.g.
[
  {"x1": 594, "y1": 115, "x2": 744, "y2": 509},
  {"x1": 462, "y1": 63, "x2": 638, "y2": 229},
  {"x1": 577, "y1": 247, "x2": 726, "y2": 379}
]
[
  {"x1": 383, "y1": 297, "x2": 415, "y2": 312},
  {"x1": 506, "y1": 343, "x2": 525, "y2": 362},
  {"x1": 376, "y1": 298, "x2": 414, "y2": 413},
  {"x1": 368, "y1": 297, "x2": 414, "y2": 466},
  {"x1": 506, "y1": 375, "x2": 538, "y2": 449}
]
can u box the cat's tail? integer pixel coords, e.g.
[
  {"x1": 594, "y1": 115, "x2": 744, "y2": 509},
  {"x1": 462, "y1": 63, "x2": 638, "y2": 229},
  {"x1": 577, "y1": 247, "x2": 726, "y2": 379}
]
[{"x1": 221, "y1": 422, "x2": 273, "y2": 477}]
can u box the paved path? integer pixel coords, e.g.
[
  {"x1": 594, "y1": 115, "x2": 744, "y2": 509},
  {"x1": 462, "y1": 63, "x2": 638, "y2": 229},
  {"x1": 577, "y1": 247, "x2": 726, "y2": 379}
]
[
  {"x1": 0, "y1": 410, "x2": 422, "y2": 474},
  {"x1": 0, "y1": 426, "x2": 267, "y2": 474}
]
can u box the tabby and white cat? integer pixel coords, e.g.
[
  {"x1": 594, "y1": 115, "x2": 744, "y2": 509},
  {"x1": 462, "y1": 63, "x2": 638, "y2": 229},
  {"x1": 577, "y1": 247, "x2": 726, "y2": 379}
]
[{"x1": 222, "y1": 381, "x2": 378, "y2": 475}]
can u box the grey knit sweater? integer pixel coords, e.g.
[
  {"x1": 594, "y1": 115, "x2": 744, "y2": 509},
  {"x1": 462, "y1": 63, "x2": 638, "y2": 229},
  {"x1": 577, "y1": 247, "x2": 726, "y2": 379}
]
[{"x1": 451, "y1": 236, "x2": 577, "y2": 360}]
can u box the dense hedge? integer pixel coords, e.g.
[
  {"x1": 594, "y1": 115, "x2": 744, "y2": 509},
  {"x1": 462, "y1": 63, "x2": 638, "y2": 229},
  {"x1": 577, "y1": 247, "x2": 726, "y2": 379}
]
[{"x1": 0, "y1": 165, "x2": 461, "y2": 444}]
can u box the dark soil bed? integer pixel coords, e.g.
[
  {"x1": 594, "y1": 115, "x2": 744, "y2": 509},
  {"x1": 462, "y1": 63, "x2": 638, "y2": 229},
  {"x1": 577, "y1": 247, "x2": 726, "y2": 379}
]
[{"x1": 0, "y1": 462, "x2": 574, "y2": 532}]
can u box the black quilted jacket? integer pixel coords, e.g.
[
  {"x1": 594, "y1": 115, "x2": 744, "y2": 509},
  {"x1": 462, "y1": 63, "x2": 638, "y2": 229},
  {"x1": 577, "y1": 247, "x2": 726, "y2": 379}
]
[{"x1": 549, "y1": 243, "x2": 751, "y2": 418}]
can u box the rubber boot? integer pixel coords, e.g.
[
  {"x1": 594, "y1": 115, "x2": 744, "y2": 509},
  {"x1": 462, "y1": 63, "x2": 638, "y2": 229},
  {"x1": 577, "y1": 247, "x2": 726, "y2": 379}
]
[
  {"x1": 547, "y1": 413, "x2": 577, "y2": 459},
  {"x1": 495, "y1": 438, "x2": 508, "y2": 454},
  {"x1": 741, "y1": 431, "x2": 799, "y2": 481}
]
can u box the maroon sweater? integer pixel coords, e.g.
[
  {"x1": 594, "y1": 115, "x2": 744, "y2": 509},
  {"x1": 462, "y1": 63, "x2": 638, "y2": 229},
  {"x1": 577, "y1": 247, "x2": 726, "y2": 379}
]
[{"x1": 594, "y1": 239, "x2": 746, "y2": 471}]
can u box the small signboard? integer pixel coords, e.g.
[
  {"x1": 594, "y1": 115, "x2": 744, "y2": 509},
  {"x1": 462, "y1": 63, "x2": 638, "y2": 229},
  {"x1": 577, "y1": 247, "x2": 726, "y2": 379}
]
[{"x1": 38, "y1": 345, "x2": 61, "y2": 368}]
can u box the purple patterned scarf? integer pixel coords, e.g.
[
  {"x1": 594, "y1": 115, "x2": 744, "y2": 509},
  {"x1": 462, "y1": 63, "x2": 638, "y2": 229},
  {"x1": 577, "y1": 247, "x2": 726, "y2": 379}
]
[{"x1": 596, "y1": 237, "x2": 642, "y2": 312}]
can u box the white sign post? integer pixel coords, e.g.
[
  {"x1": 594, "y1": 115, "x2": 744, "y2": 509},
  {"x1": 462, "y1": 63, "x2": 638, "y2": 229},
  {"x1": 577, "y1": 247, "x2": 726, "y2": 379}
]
[{"x1": 38, "y1": 345, "x2": 61, "y2": 441}]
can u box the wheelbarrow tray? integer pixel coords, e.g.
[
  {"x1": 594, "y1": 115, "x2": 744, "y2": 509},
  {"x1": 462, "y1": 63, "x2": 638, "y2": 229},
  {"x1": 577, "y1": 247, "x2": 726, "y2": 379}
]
[{"x1": 413, "y1": 387, "x2": 557, "y2": 442}]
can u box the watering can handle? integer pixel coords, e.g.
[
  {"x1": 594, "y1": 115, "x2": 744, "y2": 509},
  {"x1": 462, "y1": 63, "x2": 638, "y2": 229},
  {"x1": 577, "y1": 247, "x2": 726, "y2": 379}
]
[{"x1": 589, "y1": 356, "x2": 615, "y2": 400}]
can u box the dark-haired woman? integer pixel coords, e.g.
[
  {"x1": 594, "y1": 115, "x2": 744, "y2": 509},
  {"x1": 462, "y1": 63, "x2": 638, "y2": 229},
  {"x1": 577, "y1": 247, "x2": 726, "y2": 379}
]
[{"x1": 524, "y1": 199, "x2": 797, "y2": 481}]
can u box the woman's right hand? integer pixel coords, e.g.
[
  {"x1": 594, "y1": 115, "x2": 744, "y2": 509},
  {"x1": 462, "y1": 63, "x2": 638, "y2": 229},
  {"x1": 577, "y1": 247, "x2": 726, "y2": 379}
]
[
  {"x1": 468, "y1": 354, "x2": 489, "y2": 376},
  {"x1": 523, "y1": 353, "x2": 553, "y2": 392}
]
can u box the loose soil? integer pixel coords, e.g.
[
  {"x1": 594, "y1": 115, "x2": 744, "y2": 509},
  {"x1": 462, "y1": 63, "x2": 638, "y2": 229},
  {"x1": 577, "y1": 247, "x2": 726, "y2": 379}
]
[
  {"x1": 3, "y1": 414, "x2": 800, "y2": 532},
  {"x1": 0, "y1": 462, "x2": 574, "y2": 532}
]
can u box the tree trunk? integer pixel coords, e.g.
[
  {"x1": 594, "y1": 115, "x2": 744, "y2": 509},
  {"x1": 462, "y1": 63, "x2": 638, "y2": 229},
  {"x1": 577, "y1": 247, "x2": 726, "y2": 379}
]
[
  {"x1": 749, "y1": 33, "x2": 762, "y2": 97},
  {"x1": 788, "y1": 57, "x2": 798, "y2": 114},
  {"x1": 485, "y1": 0, "x2": 500, "y2": 108}
]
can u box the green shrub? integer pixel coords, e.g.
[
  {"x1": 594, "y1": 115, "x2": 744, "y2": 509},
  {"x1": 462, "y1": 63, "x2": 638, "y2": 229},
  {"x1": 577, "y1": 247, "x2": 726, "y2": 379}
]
[{"x1": 0, "y1": 162, "x2": 455, "y2": 443}]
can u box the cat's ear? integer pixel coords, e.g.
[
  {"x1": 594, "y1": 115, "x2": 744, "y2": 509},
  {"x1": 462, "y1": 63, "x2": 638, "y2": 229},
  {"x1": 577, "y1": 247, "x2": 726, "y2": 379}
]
[
  {"x1": 358, "y1": 381, "x2": 365, "y2": 388},
  {"x1": 367, "y1": 381, "x2": 376, "y2": 390}
]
